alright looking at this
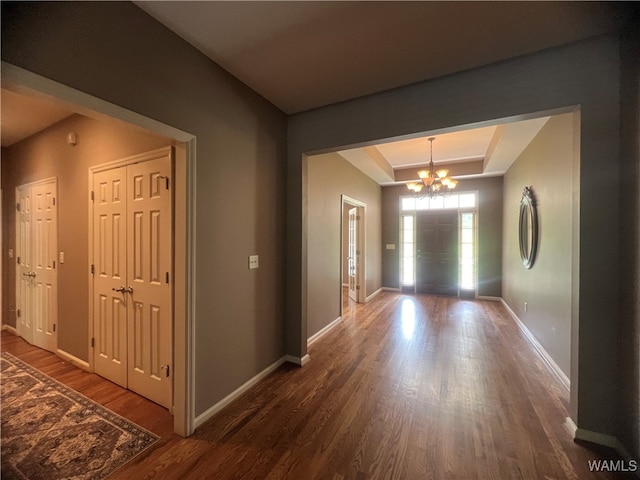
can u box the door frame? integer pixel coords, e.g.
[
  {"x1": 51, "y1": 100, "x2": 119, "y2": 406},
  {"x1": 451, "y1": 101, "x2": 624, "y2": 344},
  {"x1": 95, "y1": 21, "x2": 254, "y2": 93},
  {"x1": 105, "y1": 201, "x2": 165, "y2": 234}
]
[
  {"x1": 15, "y1": 176, "x2": 59, "y2": 350},
  {"x1": 3, "y1": 62, "x2": 196, "y2": 437},
  {"x1": 340, "y1": 195, "x2": 366, "y2": 310}
]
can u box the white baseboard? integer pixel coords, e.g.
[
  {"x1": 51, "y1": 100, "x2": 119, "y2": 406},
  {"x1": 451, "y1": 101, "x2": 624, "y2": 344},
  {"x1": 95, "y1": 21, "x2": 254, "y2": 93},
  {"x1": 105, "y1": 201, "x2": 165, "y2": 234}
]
[
  {"x1": 56, "y1": 348, "x2": 91, "y2": 372},
  {"x1": 477, "y1": 295, "x2": 501, "y2": 301},
  {"x1": 366, "y1": 287, "x2": 383, "y2": 302},
  {"x1": 500, "y1": 299, "x2": 570, "y2": 391},
  {"x1": 284, "y1": 354, "x2": 310, "y2": 366},
  {"x1": 194, "y1": 355, "x2": 288, "y2": 429},
  {"x1": 308, "y1": 316, "x2": 342, "y2": 346},
  {"x1": 1, "y1": 324, "x2": 18, "y2": 335},
  {"x1": 564, "y1": 416, "x2": 578, "y2": 438},
  {"x1": 382, "y1": 287, "x2": 401, "y2": 292}
]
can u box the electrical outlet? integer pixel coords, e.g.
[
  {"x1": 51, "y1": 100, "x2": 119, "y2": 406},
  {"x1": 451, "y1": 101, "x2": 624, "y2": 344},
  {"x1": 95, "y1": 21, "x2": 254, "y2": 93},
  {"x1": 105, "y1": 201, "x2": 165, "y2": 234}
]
[
  {"x1": 249, "y1": 255, "x2": 259, "y2": 270},
  {"x1": 524, "y1": 302, "x2": 528, "y2": 312}
]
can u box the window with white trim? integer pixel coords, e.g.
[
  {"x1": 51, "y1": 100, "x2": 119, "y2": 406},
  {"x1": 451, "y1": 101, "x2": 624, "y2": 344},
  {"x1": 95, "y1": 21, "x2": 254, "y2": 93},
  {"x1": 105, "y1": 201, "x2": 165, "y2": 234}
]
[{"x1": 400, "y1": 192, "x2": 478, "y2": 292}]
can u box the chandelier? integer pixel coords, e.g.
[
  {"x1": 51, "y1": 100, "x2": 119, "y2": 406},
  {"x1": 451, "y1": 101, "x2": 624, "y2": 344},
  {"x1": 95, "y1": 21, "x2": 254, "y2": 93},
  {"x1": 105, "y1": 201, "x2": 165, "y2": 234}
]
[{"x1": 406, "y1": 137, "x2": 458, "y2": 198}]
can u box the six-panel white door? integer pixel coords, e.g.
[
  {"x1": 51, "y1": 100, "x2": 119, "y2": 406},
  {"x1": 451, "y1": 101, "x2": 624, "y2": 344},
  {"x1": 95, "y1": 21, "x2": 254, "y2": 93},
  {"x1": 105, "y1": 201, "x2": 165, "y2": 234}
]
[
  {"x1": 92, "y1": 150, "x2": 173, "y2": 409},
  {"x1": 93, "y1": 166, "x2": 128, "y2": 387},
  {"x1": 16, "y1": 186, "x2": 34, "y2": 345},
  {"x1": 16, "y1": 179, "x2": 58, "y2": 353}
]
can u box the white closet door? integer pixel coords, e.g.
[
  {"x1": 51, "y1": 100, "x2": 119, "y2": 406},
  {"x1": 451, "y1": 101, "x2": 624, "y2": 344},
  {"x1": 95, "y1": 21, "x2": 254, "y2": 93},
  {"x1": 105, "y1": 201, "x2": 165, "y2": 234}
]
[
  {"x1": 92, "y1": 148, "x2": 173, "y2": 409},
  {"x1": 15, "y1": 179, "x2": 58, "y2": 352},
  {"x1": 126, "y1": 156, "x2": 172, "y2": 408},
  {"x1": 31, "y1": 182, "x2": 58, "y2": 352}
]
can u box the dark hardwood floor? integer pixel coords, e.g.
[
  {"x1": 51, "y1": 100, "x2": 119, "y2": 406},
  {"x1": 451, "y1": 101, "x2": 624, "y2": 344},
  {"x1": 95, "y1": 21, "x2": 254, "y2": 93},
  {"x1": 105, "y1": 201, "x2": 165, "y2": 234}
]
[{"x1": 2, "y1": 292, "x2": 630, "y2": 479}]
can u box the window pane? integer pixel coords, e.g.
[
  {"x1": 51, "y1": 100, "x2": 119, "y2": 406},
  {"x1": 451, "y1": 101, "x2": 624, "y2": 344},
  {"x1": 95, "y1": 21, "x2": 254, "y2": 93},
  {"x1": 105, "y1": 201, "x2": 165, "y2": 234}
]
[
  {"x1": 401, "y1": 197, "x2": 416, "y2": 211},
  {"x1": 401, "y1": 215, "x2": 415, "y2": 286},
  {"x1": 459, "y1": 193, "x2": 476, "y2": 208},
  {"x1": 459, "y1": 211, "x2": 476, "y2": 291},
  {"x1": 415, "y1": 197, "x2": 429, "y2": 210},
  {"x1": 444, "y1": 195, "x2": 458, "y2": 209},
  {"x1": 430, "y1": 196, "x2": 444, "y2": 209}
]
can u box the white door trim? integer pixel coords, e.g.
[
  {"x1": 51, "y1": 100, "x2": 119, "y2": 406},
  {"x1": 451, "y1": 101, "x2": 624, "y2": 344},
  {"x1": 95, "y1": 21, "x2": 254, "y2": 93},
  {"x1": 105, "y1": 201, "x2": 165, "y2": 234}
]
[{"x1": 3, "y1": 62, "x2": 196, "y2": 437}]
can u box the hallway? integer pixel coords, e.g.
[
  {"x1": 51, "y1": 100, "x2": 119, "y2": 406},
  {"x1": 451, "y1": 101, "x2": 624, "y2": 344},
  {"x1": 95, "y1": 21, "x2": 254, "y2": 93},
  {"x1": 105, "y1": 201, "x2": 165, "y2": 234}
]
[{"x1": 2, "y1": 293, "x2": 629, "y2": 479}]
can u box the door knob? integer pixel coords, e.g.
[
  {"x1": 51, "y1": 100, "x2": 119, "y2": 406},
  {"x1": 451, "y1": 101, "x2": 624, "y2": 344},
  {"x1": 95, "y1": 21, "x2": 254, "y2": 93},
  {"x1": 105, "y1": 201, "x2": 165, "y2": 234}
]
[
  {"x1": 22, "y1": 271, "x2": 36, "y2": 277},
  {"x1": 112, "y1": 286, "x2": 134, "y2": 294}
]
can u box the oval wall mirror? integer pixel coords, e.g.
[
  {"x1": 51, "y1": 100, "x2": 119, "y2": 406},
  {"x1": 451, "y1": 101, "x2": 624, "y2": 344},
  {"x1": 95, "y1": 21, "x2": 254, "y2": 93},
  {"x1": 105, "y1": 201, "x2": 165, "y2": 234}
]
[{"x1": 519, "y1": 186, "x2": 538, "y2": 269}]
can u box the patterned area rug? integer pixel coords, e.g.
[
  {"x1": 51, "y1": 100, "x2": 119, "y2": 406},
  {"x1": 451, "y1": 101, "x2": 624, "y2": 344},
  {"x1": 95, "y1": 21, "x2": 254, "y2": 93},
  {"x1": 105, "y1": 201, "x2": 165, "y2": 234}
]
[{"x1": 1, "y1": 352, "x2": 159, "y2": 480}]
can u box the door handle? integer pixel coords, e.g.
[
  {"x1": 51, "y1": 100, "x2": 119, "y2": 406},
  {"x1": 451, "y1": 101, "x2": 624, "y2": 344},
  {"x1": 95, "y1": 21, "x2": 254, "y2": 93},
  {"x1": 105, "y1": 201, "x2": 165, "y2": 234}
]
[
  {"x1": 112, "y1": 286, "x2": 134, "y2": 294},
  {"x1": 22, "y1": 272, "x2": 36, "y2": 277}
]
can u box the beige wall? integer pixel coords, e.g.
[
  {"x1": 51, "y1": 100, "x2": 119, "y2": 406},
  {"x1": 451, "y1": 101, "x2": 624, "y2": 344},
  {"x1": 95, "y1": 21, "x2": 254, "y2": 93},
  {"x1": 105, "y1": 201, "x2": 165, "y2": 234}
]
[
  {"x1": 1, "y1": 114, "x2": 171, "y2": 359},
  {"x1": 502, "y1": 113, "x2": 576, "y2": 377},
  {"x1": 2, "y1": 2, "x2": 287, "y2": 417},
  {"x1": 307, "y1": 152, "x2": 381, "y2": 338}
]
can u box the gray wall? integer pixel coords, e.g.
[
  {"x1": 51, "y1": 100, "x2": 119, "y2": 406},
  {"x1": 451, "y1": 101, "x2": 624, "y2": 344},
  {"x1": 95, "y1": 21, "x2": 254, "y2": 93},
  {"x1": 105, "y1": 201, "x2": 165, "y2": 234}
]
[
  {"x1": 1, "y1": 2, "x2": 287, "y2": 417},
  {"x1": 287, "y1": 35, "x2": 624, "y2": 451},
  {"x1": 307, "y1": 152, "x2": 381, "y2": 338},
  {"x1": 502, "y1": 113, "x2": 576, "y2": 377},
  {"x1": 618, "y1": 24, "x2": 640, "y2": 462},
  {"x1": 1, "y1": 114, "x2": 171, "y2": 359},
  {"x1": 381, "y1": 177, "x2": 503, "y2": 297}
]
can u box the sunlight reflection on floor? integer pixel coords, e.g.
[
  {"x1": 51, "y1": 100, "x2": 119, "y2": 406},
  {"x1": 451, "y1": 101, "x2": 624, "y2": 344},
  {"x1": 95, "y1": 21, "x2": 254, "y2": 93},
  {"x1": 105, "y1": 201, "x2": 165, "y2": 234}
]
[{"x1": 401, "y1": 298, "x2": 417, "y2": 340}]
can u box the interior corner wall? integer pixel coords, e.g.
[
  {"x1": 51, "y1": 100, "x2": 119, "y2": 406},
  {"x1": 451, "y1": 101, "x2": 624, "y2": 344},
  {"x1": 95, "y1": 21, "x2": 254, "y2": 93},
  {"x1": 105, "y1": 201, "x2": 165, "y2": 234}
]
[
  {"x1": 1, "y1": 114, "x2": 171, "y2": 359},
  {"x1": 381, "y1": 177, "x2": 503, "y2": 297},
  {"x1": 502, "y1": 113, "x2": 575, "y2": 378},
  {"x1": 1, "y1": 1, "x2": 288, "y2": 418},
  {"x1": 307, "y1": 152, "x2": 381, "y2": 339}
]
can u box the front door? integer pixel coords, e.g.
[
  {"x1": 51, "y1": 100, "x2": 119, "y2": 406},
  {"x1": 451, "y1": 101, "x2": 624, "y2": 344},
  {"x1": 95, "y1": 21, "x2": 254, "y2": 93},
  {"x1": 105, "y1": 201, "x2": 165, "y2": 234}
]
[
  {"x1": 92, "y1": 148, "x2": 173, "y2": 409},
  {"x1": 416, "y1": 210, "x2": 459, "y2": 296},
  {"x1": 16, "y1": 179, "x2": 58, "y2": 352}
]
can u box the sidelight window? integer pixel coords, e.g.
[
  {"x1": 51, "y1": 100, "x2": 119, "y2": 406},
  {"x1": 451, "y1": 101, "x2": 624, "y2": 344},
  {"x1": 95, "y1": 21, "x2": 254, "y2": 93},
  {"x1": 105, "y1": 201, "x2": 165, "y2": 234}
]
[{"x1": 400, "y1": 214, "x2": 415, "y2": 286}]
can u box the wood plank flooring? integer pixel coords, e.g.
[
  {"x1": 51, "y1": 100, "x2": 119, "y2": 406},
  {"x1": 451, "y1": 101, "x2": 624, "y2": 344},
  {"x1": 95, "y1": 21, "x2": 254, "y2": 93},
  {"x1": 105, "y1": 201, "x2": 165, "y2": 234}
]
[{"x1": 2, "y1": 292, "x2": 631, "y2": 479}]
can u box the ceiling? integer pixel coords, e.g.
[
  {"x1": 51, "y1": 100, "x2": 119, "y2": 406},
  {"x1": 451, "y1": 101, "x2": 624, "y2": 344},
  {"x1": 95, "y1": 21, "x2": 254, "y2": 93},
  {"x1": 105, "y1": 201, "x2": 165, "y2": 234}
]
[
  {"x1": 1, "y1": 89, "x2": 74, "y2": 147},
  {"x1": 1, "y1": 2, "x2": 628, "y2": 183},
  {"x1": 135, "y1": 1, "x2": 625, "y2": 115}
]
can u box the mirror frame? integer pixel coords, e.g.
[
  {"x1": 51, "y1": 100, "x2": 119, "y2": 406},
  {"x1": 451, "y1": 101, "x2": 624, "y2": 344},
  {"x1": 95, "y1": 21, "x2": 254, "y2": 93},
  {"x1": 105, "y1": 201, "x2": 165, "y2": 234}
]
[{"x1": 519, "y1": 186, "x2": 538, "y2": 269}]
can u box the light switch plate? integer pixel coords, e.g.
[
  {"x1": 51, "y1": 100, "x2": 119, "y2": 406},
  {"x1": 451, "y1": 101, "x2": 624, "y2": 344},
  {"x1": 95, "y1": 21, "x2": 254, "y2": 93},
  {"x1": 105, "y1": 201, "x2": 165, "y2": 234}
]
[{"x1": 249, "y1": 255, "x2": 259, "y2": 269}]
